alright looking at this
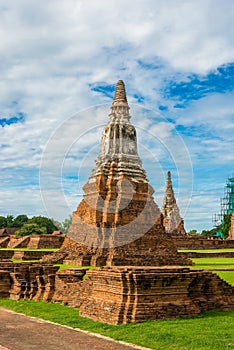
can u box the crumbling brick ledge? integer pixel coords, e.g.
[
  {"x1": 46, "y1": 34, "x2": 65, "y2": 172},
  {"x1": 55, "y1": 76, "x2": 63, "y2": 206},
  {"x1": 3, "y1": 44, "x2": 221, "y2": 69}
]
[
  {"x1": 79, "y1": 266, "x2": 234, "y2": 324},
  {"x1": 0, "y1": 262, "x2": 233, "y2": 325}
]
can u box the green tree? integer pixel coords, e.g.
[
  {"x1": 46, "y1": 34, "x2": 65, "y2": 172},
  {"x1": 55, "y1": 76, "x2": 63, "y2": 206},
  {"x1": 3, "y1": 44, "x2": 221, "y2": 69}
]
[
  {"x1": 6, "y1": 215, "x2": 14, "y2": 227},
  {"x1": 221, "y1": 213, "x2": 232, "y2": 238},
  {"x1": 0, "y1": 216, "x2": 7, "y2": 228},
  {"x1": 28, "y1": 216, "x2": 57, "y2": 234},
  {"x1": 200, "y1": 226, "x2": 220, "y2": 237},
  {"x1": 15, "y1": 223, "x2": 47, "y2": 236},
  {"x1": 13, "y1": 215, "x2": 29, "y2": 228},
  {"x1": 188, "y1": 229, "x2": 198, "y2": 235}
]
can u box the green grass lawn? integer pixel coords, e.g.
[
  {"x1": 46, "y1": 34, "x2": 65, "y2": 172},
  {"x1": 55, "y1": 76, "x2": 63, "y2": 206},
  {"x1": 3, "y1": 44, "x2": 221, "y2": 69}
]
[
  {"x1": 54, "y1": 264, "x2": 98, "y2": 272},
  {"x1": 0, "y1": 299, "x2": 233, "y2": 350},
  {"x1": 179, "y1": 249, "x2": 234, "y2": 253},
  {"x1": 215, "y1": 271, "x2": 234, "y2": 285},
  {"x1": 190, "y1": 258, "x2": 234, "y2": 285},
  {"x1": 190, "y1": 257, "x2": 234, "y2": 269}
]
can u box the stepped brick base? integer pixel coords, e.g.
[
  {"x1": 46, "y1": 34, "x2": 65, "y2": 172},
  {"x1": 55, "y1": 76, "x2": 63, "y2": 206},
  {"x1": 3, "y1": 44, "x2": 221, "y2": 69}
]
[
  {"x1": 79, "y1": 266, "x2": 234, "y2": 324},
  {"x1": 44, "y1": 233, "x2": 192, "y2": 267},
  {"x1": 65, "y1": 175, "x2": 188, "y2": 267}
]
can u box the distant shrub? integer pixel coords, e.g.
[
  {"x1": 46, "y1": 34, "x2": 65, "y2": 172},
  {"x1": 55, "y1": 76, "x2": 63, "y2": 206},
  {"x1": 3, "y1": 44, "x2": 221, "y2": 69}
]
[
  {"x1": 28, "y1": 216, "x2": 57, "y2": 234},
  {"x1": 16, "y1": 223, "x2": 47, "y2": 236}
]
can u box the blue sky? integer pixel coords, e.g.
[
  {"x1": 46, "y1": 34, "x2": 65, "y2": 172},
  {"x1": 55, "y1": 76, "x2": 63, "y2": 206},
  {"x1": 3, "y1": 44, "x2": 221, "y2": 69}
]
[{"x1": 0, "y1": 0, "x2": 234, "y2": 232}]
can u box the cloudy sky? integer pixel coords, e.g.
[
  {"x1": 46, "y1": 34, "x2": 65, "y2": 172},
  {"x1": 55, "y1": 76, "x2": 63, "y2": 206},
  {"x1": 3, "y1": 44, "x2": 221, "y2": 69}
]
[{"x1": 0, "y1": 0, "x2": 234, "y2": 232}]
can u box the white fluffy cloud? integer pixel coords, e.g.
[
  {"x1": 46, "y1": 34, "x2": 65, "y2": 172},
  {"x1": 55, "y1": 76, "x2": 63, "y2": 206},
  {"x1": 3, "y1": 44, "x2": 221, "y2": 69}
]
[{"x1": 0, "y1": 0, "x2": 233, "y2": 230}]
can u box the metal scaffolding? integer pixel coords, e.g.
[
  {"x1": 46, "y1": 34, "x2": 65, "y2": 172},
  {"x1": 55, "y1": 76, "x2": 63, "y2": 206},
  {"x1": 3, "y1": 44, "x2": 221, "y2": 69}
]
[{"x1": 213, "y1": 176, "x2": 234, "y2": 227}]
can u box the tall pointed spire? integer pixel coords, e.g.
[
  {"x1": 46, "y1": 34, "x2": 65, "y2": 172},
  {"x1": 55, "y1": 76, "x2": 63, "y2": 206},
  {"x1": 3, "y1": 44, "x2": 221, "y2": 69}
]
[
  {"x1": 162, "y1": 171, "x2": 186, "y2": 235},
  {"x1": 163, "y1": 171, "x2": 176, "y2": 212},
  {"x1": 90, "y1": 80, "x2": 146, "y2": 182},
  {"x1": 110, "y1": 80, "x2": 130, "y2": 118},
  {"x1": 113, "y1": 80, "x2": 128, "y2": 104}
]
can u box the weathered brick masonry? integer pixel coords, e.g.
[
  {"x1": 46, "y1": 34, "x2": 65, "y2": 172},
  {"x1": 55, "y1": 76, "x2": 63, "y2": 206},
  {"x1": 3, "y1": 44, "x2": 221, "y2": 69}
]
[
  {"x1": 0, "y1": 234, "x2": 64, "y2": 249},
  {"x1": 228, "y1": 213, "x2": 234, "y2": 239},
  {"x1": 79, "y1": 266, "x2": 234, "y2": 324},
  {"x1": 0, "y1": 262, "x2": 58, "y2": 301},
  {"x1": 52, "y1": 268, "x2": 87, "y2": 308},
  {"x1": 0, "y1": 250, "x2": 54, "y2": 261},
  {"x1": 0, "y1": 262, "x2": 233, "y2": 323},
  {"x1": 172, "y1": 237, "x2": 234, "y2": 249}
]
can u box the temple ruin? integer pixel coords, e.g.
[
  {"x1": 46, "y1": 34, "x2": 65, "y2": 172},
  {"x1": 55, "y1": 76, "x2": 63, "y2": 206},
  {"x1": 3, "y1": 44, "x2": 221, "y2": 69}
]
[
  {"x1": 0, "y1": 80, "x2": 234, "y2": 325},
  {"x1": 48, "y1": 80, "x2": 191, "y2": 266},
  {"x1": 162, "y1": 171, "x2": 186, "y2": 235}
]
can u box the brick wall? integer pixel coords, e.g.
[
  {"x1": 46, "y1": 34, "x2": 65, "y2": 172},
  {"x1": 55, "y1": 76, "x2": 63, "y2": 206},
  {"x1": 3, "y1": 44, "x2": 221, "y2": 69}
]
[
  {"x1": 0, "y1": 235, "x2": 65, "y2": 249},
  {"x1": 172, "y1": 237, "x2": 234, "y2": 249},
  {"x1": 0, "y1": 262, "x2": 59, "y2": 301},
  {"x1": 52, "y1": 268, "x2": 87, "y2": 308},
  {"x1": 0, "y1": 250, "x2": 55, "y2": 261},
  {"x1": 28, "y1": 235, "x2": 65, "y2": 249}
]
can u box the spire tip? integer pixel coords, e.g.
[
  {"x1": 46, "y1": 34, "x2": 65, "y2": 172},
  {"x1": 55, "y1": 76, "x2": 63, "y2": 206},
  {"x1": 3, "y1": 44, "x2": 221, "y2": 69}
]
[{"x1": 113, "y1": 80, "x2": 128, "y2": 103}]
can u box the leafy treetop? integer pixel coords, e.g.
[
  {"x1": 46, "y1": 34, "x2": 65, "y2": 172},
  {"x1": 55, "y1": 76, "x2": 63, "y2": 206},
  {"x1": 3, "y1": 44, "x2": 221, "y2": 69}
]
[{"x1": 16, "y1": 223, "x2": 47, "y2": 236}]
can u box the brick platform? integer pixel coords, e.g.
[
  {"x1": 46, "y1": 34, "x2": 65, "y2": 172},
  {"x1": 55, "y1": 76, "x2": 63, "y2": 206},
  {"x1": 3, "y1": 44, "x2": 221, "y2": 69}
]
[{"x1": 79, "y1": 266, "x2": 234, "y2": 324}]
